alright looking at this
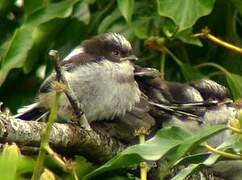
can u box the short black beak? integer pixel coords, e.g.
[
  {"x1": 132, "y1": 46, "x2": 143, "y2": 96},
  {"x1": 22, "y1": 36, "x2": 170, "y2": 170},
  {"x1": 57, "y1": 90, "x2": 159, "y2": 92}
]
[{"x1": 120, "y1": 55, "x2": 138, "y2": 62}]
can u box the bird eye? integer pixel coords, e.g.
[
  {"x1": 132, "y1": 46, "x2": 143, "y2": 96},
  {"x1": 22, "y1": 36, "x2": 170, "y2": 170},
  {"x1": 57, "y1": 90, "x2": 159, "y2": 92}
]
[{"x1": 112, "y1": 50, "x2": 120, "y2": 56}]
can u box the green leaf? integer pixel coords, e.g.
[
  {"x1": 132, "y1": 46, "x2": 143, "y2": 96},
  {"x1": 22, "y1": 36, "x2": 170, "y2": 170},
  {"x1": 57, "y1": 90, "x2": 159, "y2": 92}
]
[
  {"x1": 40, "y1": 169, "x2": 55, "y2": 180},
  {"x1": 156, "y1": 0, "x2": 216, "y2": 31},
  {"x1": 132, "y1": 17, "x2": 151, "y2": 39},
  {"x1": 172, "y1": 140, "x2": 232, "y2": 180},
  {"x1": 0, "y1": 0, "x2": 14, "y2": 15},
  {"x1": 231, "y1": 0, "x2": 242, "y2": 16},
  {"x1": 74, "y1": 156, "x2": 95, "y2": 178},
  {"x1": 0, "y1": 0, "x2": 78, "y2": 86},
  {"x1": 159, "y1": 125, "x2": 227, "y2": 179},
  {"x1": 86, "y1": 125, "x2": 226, "y2": 179},
  {"x1": 117, "y1": 0, "x2": 134, "y2": 24},
  {"x1": 0, "y1": 143, "x2": 20, "y2": 179},
  {"x1": 98, "y1": 8, "x2": 122, "y2": 33},
  {"x1": 107, "y1": 22, "x2": 133, "y2": 38},
  {"x1": 226, "y1": 73, "x2": 242, "y2": 99},
  {"x1": 0, "y1": 144, "x2": 34, "y2": 179},
  {"x1": 179, "y1": 63, "x2": 204, "y2": 81},
  {"x1": 73, "y1": 1, "x2": 91, "y2": 25},
  {"x1": 172, "y1": 153, "x2": 220, "y2": 180},
  {"x1": 23, "y1": 19, "x2": 68, "y2": 73},
  {"x1": 162, "y1": 19, "x2": 202, "y2": 46},
  {"x1": 174, "y1": 153, "x2": 210, "y2": 166},
  {"x1": 177, "y1": 28, "x2": 202, "y2": 47},
  {"x1": 172, "y1": 125, "x2": 226, "y2": 162},
  {"x1": 84, "y1": 127, "x2": 190, "y2": 179},
  {"x1": 23, "y1": 0, "x2": 44, "y2": 15}
]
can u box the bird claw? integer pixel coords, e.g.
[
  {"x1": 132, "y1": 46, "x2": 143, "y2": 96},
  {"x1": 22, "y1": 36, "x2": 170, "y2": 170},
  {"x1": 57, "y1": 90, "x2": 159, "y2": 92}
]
[
  {"x1": 71, "y1": 113, "x2": 91, "y2": 130},
  {"x1": 78, "y1": 115, "x2": 91, "y2": 130}
]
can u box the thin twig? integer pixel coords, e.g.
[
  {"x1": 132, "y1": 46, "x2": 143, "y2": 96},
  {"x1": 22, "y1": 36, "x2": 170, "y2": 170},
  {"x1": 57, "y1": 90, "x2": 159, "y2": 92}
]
[{"x1": 50, "y1": 50, "x2": 90, "y2": 130}]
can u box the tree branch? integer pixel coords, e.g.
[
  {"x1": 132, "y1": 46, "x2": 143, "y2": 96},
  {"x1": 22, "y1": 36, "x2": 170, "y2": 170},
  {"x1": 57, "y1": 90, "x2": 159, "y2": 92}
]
[{"x1": 0, "y1": 112, "x2": 125, "y2": 163}]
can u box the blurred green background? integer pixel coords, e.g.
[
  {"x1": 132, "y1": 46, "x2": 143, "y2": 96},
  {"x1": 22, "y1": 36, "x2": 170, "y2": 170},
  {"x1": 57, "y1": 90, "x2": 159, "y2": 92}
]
[{"x1": 0, "y1": 0, "x2": 241, "y2": 113}]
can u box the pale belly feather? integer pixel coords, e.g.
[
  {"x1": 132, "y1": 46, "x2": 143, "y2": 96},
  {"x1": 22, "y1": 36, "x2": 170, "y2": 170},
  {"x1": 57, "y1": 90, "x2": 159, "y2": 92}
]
[{"x1": 39, "y1": 60, "x2": 141, "y2": 122}]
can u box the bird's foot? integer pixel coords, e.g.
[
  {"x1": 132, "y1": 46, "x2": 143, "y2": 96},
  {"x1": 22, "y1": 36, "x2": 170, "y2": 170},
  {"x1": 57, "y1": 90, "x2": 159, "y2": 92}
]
[{"x1": 71, "y1": 113, "x2": 91, "y2": 131}]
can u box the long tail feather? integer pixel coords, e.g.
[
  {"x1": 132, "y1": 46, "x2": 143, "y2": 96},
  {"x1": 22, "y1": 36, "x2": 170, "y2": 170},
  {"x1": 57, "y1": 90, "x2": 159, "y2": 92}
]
[
  {"x1": 14, "y1": 103, "x2": 48, "y2": 121},
  {"x1": 149, "y1": 101, "x2": 200, "y2": 119}
]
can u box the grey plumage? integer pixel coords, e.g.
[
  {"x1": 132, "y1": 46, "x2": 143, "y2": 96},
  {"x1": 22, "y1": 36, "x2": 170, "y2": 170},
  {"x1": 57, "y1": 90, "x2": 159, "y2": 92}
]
[
  {"x1": 38, "y1": 59, "x2": 141, "y2": 122},
  {"x1": 18, "y1": 33, "x2": 141, "y2": 123}
]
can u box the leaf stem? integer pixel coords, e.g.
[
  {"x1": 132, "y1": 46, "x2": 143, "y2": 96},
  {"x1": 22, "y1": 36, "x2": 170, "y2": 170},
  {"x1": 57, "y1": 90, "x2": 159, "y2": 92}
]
[
  {"x1": 140, "y1": 162, "x2": 148, "y2": 180},
  {"x1": 134, "y1": 128, "x2": 150, "y2": 180},
  {"x1": 194, "y1": 62, "x2": 230, "y2": 75},
  {"x1": 140, "y1": 133, "x2": 147, "y2": 180},
  {"x1": 163, "y1": 47, "x2": 182, "y2": 66},
  {"x1": 204, "y1": 143, "x2": 242, "y2": 160},
  {"x1": 228, "y1": 122, "x2": 242, "y2": 134},
  {"x1": 206, "y1": 71, "x2": 224, "y2": 78},
  {"x1": 144, "y1": 37, "x2": 182, "y2": 66},
  {"x1": 45, "y1": 146, "x2": 78, "y2": 180},
  {"x1": 193, "y1": 27, "x2": 242, "y2": 55},
  {"x1": 31, "y1": 90, "x2": 60, "y2": 180},
  {"x1": 160, "y1": 53, "x2": 166, "y2": 80}
]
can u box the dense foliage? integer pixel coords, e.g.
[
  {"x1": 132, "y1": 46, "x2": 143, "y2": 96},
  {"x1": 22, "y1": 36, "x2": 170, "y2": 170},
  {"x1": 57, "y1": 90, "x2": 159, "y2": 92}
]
[
  {"x1": 0, "y1": 0, "x2": 242, "y2": 179},
  {"x1": 1, "y1": 0, "x2": 242, "y2": 111}
]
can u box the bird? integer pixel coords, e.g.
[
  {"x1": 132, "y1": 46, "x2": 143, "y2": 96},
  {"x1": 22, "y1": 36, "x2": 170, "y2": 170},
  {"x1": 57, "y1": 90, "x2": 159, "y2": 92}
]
[
  {"x1": 16, "y1": 33, "x2": 143, "y2": 125},
  {"x1": 15, "y1": 32, "x2": 233, "y2": 137}
]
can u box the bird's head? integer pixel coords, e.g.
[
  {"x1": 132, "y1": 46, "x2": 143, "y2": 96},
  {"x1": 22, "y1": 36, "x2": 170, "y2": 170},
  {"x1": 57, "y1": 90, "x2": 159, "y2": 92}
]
[{"x1": 82, "y1": 33, "x2": 138, "y2": 63}]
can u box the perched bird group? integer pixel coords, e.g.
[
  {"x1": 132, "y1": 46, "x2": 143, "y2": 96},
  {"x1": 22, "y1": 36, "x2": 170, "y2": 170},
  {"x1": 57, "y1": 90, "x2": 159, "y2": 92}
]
[
  {"x1": 15, "y1": 33, "x2": 239, "y2": 179},
  {"x1": 17, "y1": 33, "x2": 234, "y2": 142}
]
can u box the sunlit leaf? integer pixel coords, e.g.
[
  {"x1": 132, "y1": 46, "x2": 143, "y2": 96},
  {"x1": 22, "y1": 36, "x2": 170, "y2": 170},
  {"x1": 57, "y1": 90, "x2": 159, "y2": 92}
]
[
  {"x1": 171, "y1": 125, "x2": 226, "y2": 162},
  {"x1": 0, "y1": 143, "x2": 34, "y2": 179},
  {"x1": 73, "y1": 1, "x2": 90, "y2": 25},
  {"x1": 157, "y1": 0, "x2": 216, "y2": 31},
  {"x1": 172, "y1": 140, "x2": 232, "y2": 180},
  {"x1": 0, "y1": 0, "x2": 79, "y2": 86},
  {"x1": 0, "y1": 143, "x2": 20, "y2": 179},
  {"x1": 117, "y1": 0, "x2": 134, "y2": 24},
  {"x1": 40, "y1": 169, "x2": 55, "y2": 180},
  {"x1": 86, "y1": 125, "x2": 226, "y2": 179},
  {"x1": 84, "y1": 127, "x2": 190, "y2": 179},
  {"x1": 23, "y1": 19, "x2": 67, "y2": 73},
  {"x1": 132, "y1": 17, "x2": 150, "y2": 39}
]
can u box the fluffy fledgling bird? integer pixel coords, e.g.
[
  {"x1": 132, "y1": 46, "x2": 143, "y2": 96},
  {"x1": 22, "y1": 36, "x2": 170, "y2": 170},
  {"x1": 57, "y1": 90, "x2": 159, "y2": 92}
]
[{"x1": 17, "y1": 33, "x2": 142, "y2": 123}]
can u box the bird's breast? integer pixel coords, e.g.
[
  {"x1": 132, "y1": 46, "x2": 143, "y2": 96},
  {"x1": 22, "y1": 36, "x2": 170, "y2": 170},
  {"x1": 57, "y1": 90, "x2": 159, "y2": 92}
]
[{"x1": 62, "y1": 60, "x2": 141, "y2": 121}]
